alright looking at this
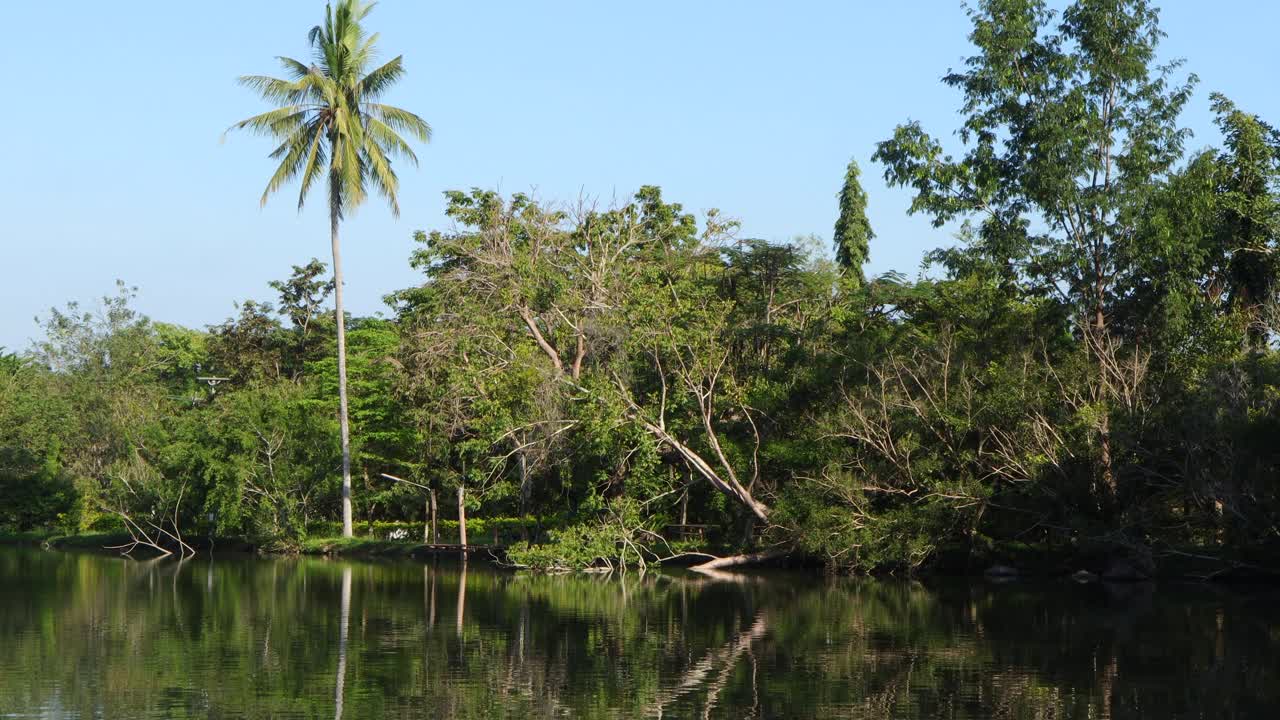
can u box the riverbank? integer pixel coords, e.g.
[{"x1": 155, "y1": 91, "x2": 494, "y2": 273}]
[
  {"x1": 4, "y1": 530, "x2": 1277, "y2": 583},
  {"x1": 0, "y1": 531, "x2": 501, "y2": 561},
  {"x1": 298, "y1": 535, "x2": 503, "y2": 560}
]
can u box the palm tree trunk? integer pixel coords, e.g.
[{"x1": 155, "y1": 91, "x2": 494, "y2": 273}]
[{"x1": 331, "y1": 201, "x2": 355, "y2": 538}]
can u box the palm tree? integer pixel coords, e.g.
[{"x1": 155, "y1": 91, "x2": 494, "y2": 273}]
[{"x1": 227, "y1": 0, "x2": 430, "y2": 537}]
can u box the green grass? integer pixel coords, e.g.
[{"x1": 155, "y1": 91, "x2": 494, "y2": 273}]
[
  {"x1": 0, "y1": 531, "x2": 137, "y2": 551},
  {"x1": 299, "y1": 536, "x2": 427, "y2": 558},
  {"x1": 0, "y1": 530, "x2": 52, "y2": 544},
  {"x1": 297, "y1": 535, "x2": 510, "y2": 560}
]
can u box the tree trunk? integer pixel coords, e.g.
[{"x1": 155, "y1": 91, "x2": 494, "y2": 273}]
[
  {"x1": 1091, "y1": 307, "x2": 1117, "y2": 505},
  {"x1": 518, "y1": 449, "x2": 530, "y2": 514},
  {"x1": 456, "y1": 485, "x2": 467, "y2": 548},
  {"x1": 332, "y1": 201, "x2": 355, "y2": 538},
  {"x1": 423, "y1": 497, "x2": 430, "y2": 544},
  {"x1": 1099, "y1": 411, "x2": 1115, "y2": 498},
  {"x1": 430, "y1": 489, "x2": 438, "y2": 544},
  {"x1": 691, "y1": 548, "x2": 788, "y2": 571},
  {"x1": 518, "y1": 448, "x2": 530, "y2": 541},
  {"x1": 680, "y1": 477, "x2": 690, "y2": 526},
  {"x1": 637, "y1": 419, "x2": 770, "y2": 523}
]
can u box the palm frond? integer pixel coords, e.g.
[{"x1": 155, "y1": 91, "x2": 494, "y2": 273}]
[
  {"x1": 362, "y1": 132, "x2": 401, "y2": 215},
  {"x1": 296, "y1": 129, "x2": 329, "y2": 210},
  {"x1": 237, "y1": 75, "x2": 312, "y2": 105},
  {"x1": 225, "y1": 106, "x2": 311, "y2": 141},
  {"x1": 365, "y1": 103, "x2": 431, "y2": 143},
  {"x1": 359, "y1": 56, "x2": 405, "y2": 99},
  {"x1": 260, "y1": 123, "x2": 325, "y2": 207},
  {"x1": 277, "y1": 56, "x2": 313, "y2": 80},
  {"x1": 339, "y1": 133, "x2": 366, "y2": 211},
  {"x1": 365, "y1": 117, "x2": 419, "y2": 164}
]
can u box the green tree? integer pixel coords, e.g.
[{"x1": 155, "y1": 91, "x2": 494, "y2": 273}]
[
  {"x1": 227, "y1": 0, "x2": 431, "y2": 537},
  {"x1": 832, "y1": 159, "x2": 874, "y2": 281},
  {"x1": 1209, "y1": 93, "x2": 1280, "y2": 346},
  {"x1": 270, "y1": 258, "x2": 335, "y2": 375},
  {"x1": 0, "y1": 351, "x2": 75, "y2": 531},
  {"x1": 874, "y1": 0, "x2": 1195, "y2": 503}
]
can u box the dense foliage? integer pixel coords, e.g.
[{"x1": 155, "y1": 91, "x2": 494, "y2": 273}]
[{"x1": 4, "y1": 0, "x2": 1280, "y2": 573}]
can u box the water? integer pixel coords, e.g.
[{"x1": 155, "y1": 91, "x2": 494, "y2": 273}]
[{"x1": 0, "y1": 547, "x2": 1275, "y2": 719}]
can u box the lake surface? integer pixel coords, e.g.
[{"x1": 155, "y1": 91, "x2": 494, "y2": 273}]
[{"x1": 0, "y1": 547, "x2": 1276, "y2": 719}]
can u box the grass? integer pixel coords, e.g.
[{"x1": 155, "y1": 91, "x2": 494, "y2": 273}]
[
  {"x1": 0, "y1": 531, "x2": 137, "y2": 551},
  {"x1": 2, "y1": 529, "x2": 498, "y2": 561},
  {"x1": 299, "y1": 535, "x2": 421, "y2": 557},
  {"x1": 298, "y1": 535, "x2": 507, "y2": 560},
  {"x1": 0, "y1": 530, "x2": 53, "y2": 545}
]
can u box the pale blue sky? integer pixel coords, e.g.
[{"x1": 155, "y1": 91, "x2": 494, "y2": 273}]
[{"x1": 2, "y1": 1, "x2": 1276, "y2": 350}]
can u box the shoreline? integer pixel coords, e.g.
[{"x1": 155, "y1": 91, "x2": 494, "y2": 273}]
[{"x1": 3, "y1": 531, "x2": 1277, "y2": 585}]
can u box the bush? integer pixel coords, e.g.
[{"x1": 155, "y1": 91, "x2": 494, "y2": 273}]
[{"x1": 506, "y1": 500, "x2": 654, "y2": 571}]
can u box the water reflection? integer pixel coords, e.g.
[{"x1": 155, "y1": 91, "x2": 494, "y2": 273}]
[
  {"x1": 0, "y1": 547, "x2": 1276, "y2": 719},
  {"x1": 335, "y1": 565, "x2": 351, "y2": 720}
]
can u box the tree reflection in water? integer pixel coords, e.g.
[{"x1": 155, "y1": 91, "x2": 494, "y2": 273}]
[
  {"x1": 0, "y1": 548, "x2": 1276, "y2": 719},
  {"x1": 334, "y1": 565, "x2": 351, "y2": 720}
]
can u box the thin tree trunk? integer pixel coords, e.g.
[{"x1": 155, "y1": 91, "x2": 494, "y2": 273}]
[
  {"x1": 680, "y1": 477, "x2": 690, "y2": 526},
  {"x1": 1099, "y1": 412, "x2": 1115, "y2": 498},
  {"x1": 1092, "y1": 305, "x2": 1117, "y2": 504},
  {"x1": 456, "y1": 485, "x2": 467, "y2": 548},
  {"x1": 430, "y1": 489, "x2": 438, "y2": 544},
  {"x1": 332, "y1": 201, "x2": 354, "y2": 538},
  {"x1": 691, "y1": 549, "x2": 787, "y2": 571},
  {"x1": 518, "y1": 448, "x2": 530, "y2": 541}
]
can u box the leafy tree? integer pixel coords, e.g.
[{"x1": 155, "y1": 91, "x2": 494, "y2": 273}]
[
  {"x1": 190, "y1": 381, "x2": 341, "y2": 544},
  {"x1": 0, "y1": 351, "x2": 74, "y2": 530},
  {"x1": 1208, "y1": 93, "x2": 1280, "y2": 346},
  {"x1": 874, "y1": 0, "x2": 1195, "y2": 504},
  {"x1": 207, "y1": 300, "x2": 288, "y2": 384},
  {"x1": 270, "y1": 258, "x2": 335, "y2": 373},
  {"x1": 227, "y1": 0, "x2": 431, "y2": 537},
  {"x1": 832, "y1": 159, "x2": 874, "y2": 282}
]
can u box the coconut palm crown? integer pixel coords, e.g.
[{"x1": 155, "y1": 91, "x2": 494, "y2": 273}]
[{"x1": 228, "y1": 0, "x2": 430, "y2": 217}]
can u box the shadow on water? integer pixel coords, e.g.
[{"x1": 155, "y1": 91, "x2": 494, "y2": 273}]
[{"x1": 0, "y1": 547, "x2": 1277, "y2": 719}]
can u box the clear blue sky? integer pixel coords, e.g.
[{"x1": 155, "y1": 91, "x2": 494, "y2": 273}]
[{"x1": 2, "y1": 1, "x2": 1276, "y2": 350}]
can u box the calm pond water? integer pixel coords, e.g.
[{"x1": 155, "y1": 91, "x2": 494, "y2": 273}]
[{"x1": 0, "y1": 547, "x2": 1276, "y2": 719}]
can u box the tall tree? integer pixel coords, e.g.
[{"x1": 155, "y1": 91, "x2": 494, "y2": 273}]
[
  {"x1": 227, "y1": 0, "x2": 430, "y2": 536},
  {"x1": 1209, "y1": 93, "x2": 1280, "y2": 347},
  {"x1": 832, "y1": 159, "x2": 874, "y2": 282},
  {"x1": 874, "y1": 0, "x2": 1194, "y2": 503}
]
